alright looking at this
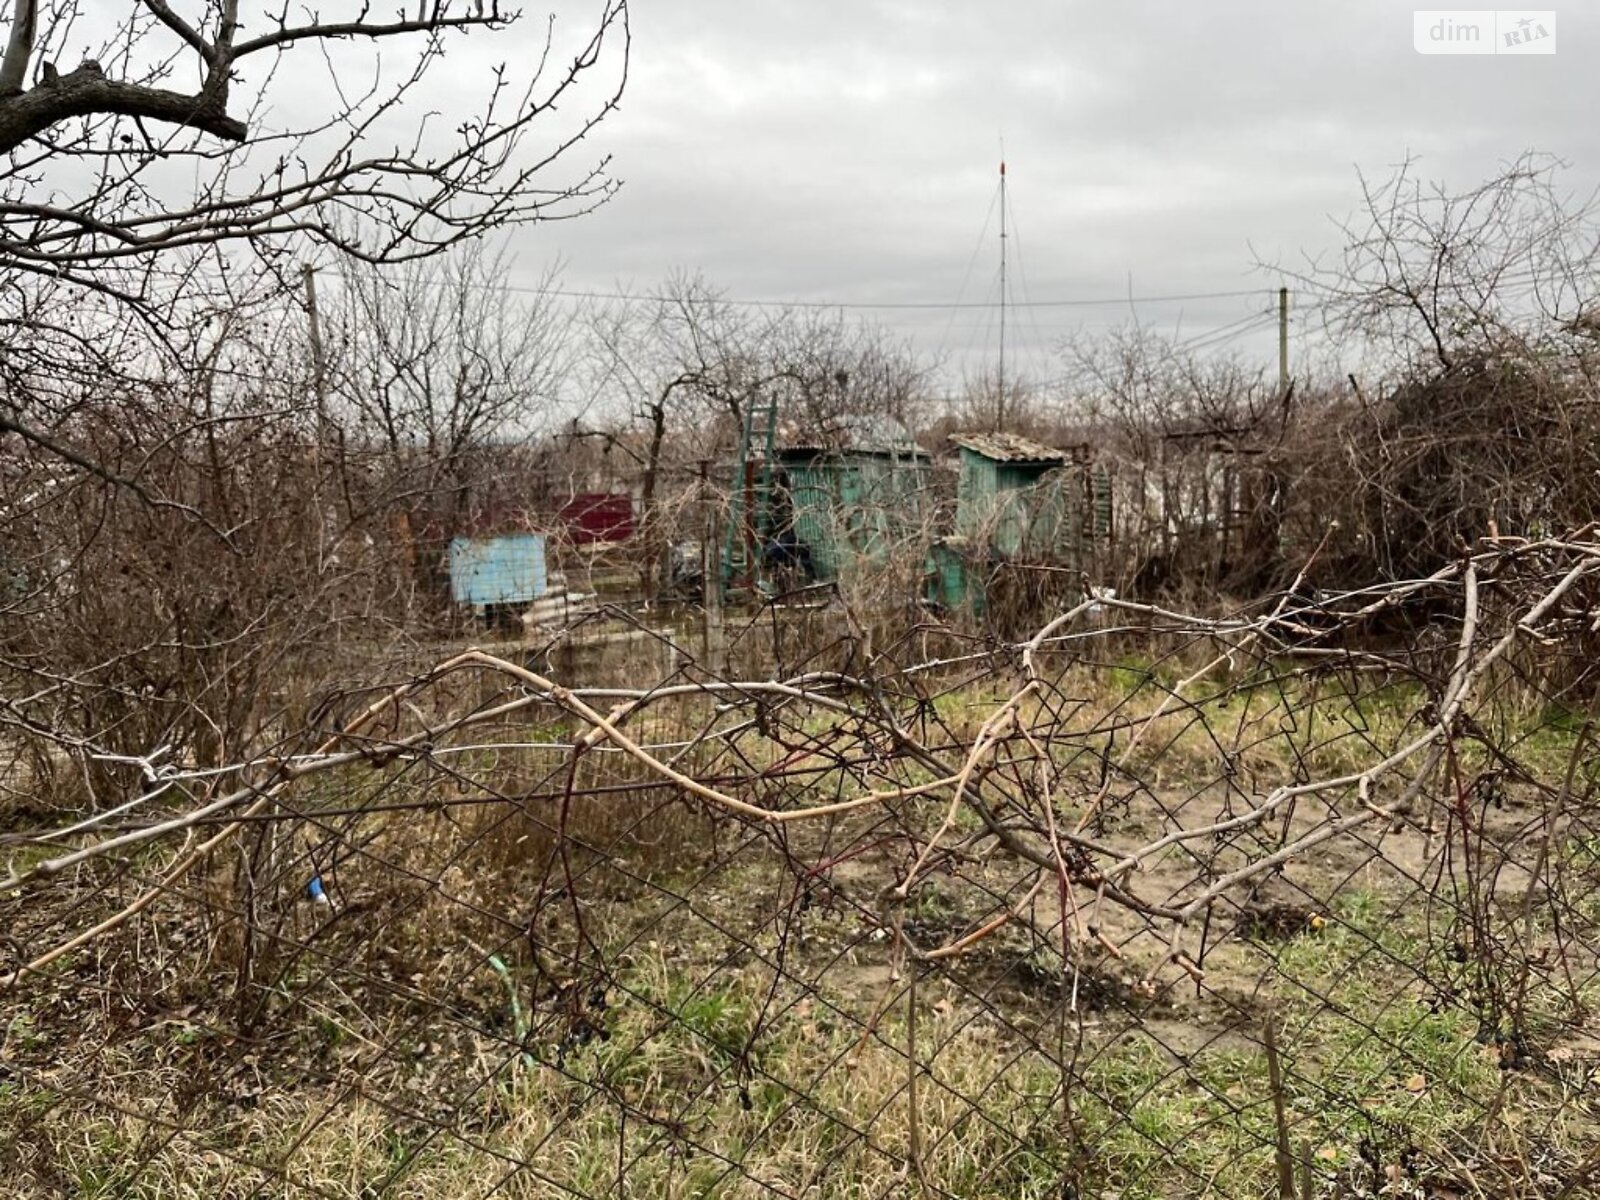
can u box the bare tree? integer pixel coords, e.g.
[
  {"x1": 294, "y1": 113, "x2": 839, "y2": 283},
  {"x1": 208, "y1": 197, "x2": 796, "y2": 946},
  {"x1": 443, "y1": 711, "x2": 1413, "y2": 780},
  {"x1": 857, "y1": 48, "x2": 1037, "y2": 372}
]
[
  {"x1": 0, "y1": 1, "x2": 629, "y2": 293},
  {"x1": 1061, "y1": 158, "x2": 1600, "y2": 594},
  {"x1": 763, "y1": 306, "x2": 934, "y2": 442},
  {"x1": 584, "y1": 275, "x2": 937, "y2": 590},
  {"x1": 586, "y1": 273, "x2": 751, "y2": 528},
  {"x1": 588, "y1": 276, "x2": 935, "y2": 511},
  {"x1": 951, "y1": 364, "x2": 1049, "y2": 436},
  {"x1": 1289, "y1": 152, "x2": 1599, "y2": 372},
  {"x1": 1272, "y1": 157, "x2": 1600, "y2": 581},
  {"x1": 1055, "y1": 327, "x2": 1287, "y2": 595},
  {"x1": 0, "y1": 0, "x2": 629, "y2": 791},
  {"x1": 331, "y1": 240, "x2": 575, "y2": 524},
  {"x1": 0, "y1": 314, "x2": 371, "y2": 792},
  {"x1": 0, "y1": 0, "x2": 628, "y2": 525},
  {"x1": 1060, "y1": 327, "x2": 1280, "y2": 455}
]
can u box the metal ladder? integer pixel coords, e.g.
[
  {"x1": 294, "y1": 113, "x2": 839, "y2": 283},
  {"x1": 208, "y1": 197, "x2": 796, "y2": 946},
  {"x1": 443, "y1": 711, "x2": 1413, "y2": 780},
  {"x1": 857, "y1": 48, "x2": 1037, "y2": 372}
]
[{"x1": 722, "y1": 394, "x2": 779, "y2": 597}]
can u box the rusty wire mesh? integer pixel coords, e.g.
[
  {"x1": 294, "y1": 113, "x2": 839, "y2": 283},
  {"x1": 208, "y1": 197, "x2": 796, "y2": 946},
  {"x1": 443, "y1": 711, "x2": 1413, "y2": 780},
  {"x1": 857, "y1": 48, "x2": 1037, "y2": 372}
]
[{"x1": 4, "y1": 535, "x2": 1600, "y2": 1199}]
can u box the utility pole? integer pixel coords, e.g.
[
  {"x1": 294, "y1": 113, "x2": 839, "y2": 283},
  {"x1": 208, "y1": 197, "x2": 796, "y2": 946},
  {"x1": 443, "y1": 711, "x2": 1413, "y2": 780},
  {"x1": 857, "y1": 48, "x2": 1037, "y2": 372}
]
[
  {"x1": 302, "y1": 263, "x2": 347, "y2": 560},
  {"x1": 303, "y1": 265, "x2": 330, "y2": 443},
  {"x1": 1277, "y1": 286, "x2": 1290, "y2": 397}
]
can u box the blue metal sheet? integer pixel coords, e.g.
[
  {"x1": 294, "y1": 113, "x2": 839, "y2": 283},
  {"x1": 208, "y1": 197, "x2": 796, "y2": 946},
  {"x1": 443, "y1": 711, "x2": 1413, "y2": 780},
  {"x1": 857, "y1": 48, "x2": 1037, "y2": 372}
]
[{"x1": 448, "y1": 533, "x2": 548, "y2": 607}]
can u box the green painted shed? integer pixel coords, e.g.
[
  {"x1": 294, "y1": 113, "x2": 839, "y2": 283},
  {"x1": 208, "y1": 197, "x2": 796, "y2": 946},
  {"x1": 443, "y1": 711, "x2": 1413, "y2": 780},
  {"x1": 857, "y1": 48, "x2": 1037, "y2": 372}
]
[
  {"x1": 774, "y1": 431, "x2": 931, "y2": 582},
  {"x1": 947, "y1": 430, "x2": 1112, "y2": 577}
]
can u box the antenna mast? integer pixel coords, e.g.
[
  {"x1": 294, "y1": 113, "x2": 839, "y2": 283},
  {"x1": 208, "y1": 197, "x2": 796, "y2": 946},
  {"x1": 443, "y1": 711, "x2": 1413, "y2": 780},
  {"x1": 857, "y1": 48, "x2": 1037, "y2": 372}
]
[{"x1": 997, "y1": 158, "x2": 1007, "y2": 430}]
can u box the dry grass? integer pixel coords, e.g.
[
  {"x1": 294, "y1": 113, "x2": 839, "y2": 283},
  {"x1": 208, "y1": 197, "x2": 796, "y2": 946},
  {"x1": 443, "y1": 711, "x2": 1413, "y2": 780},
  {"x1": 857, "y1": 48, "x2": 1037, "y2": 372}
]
[
  {"x1": 5, "y1": 643, "x2": 1599, "y2": 1199},
  {"x1": 5, "y1": 883, "x2": 1596, "y2": 1199}
]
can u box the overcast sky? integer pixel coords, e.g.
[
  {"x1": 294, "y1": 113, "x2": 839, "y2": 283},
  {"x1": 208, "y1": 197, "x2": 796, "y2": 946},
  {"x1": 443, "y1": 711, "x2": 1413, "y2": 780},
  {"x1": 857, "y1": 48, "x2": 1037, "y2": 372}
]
[{"x1": 509, "y1": 1, "x2": 1595, "y2": 387}]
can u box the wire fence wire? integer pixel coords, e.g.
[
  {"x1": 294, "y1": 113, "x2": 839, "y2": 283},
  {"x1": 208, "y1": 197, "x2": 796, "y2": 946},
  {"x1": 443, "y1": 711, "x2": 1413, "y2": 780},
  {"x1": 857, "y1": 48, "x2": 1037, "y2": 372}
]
[{"x1": 4, "y1": 535, "x2": 1600, "y2": 1199}]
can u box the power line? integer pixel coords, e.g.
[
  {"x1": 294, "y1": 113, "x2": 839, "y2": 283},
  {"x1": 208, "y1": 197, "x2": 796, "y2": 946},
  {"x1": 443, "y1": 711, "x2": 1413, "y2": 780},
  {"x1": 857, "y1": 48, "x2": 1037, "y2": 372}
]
[
  {"x1": 541, "y1": 285, "x2": 1272, "y2": 311},
  {"x1": 1171, "y1": 308, "x2": 1279, "y2": 353},
  {"x1": 344, "y1": 271, "x2": 1272, "y2": 312}
]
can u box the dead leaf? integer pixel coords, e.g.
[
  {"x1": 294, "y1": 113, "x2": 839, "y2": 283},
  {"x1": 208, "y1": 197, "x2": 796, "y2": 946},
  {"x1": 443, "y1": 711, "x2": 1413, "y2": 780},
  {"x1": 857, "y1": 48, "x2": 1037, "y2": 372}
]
[{"x1": 1404, "y1": 1073, "x2": 1427, "y2": 1093}]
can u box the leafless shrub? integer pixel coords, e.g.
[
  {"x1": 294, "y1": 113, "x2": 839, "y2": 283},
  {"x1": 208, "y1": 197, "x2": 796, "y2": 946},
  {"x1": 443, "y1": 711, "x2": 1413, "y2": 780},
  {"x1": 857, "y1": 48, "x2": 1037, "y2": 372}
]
[
  {"x1": 5, "y1": 531, "x2": 1598, "y2": 1198},
  {"x1": 1271, "y1": 156, "x2": 1600, "y2": 589},
  {"x1": 1059, "y1": 326, "x2": 1289, "y2": 598}
]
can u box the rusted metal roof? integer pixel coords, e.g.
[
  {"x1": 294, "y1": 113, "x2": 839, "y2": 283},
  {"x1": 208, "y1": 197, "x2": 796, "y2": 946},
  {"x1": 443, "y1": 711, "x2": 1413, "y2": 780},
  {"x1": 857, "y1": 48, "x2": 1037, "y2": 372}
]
[{"x1": 947, "y1": 431, "x2": 1067, "y2": 464}]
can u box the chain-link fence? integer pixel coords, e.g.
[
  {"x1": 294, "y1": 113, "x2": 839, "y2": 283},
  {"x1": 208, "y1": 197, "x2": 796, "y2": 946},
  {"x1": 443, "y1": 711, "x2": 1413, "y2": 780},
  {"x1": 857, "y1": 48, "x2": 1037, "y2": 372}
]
[{"x1": 4, "y1": 535, "x2": 1600, "y2": 1199}]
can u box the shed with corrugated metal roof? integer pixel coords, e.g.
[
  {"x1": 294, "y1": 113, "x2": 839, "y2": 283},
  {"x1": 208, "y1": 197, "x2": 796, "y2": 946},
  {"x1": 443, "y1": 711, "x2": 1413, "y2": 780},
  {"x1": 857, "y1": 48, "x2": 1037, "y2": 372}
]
[
  {"x1": 946, "y1": 430, "x2": 1111, "y2": 569},
  {"x1": 773, "y1": 420, "x2": 931, "y2": 581},
  {"x1": 949, "y1": 433, "x2": 1070, "y2": 548}
]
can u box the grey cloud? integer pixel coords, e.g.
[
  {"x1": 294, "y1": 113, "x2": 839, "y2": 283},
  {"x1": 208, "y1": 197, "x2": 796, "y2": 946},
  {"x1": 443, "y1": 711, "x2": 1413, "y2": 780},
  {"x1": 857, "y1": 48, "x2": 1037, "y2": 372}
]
[{"x1": 506, "y1": 0, "x2": 1598, "y2": 380}]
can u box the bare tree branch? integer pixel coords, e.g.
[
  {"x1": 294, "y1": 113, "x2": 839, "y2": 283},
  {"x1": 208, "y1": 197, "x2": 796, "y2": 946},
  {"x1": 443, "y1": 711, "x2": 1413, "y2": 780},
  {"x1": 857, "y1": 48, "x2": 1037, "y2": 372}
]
[{"x1": 0, "y1": 0, "x2": 36, "y2": 96}]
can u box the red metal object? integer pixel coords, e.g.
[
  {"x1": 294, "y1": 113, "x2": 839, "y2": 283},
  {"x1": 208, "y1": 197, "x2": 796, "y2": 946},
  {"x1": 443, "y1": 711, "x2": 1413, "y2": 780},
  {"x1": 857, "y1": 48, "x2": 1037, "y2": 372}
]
[{"x1": 558, "y1": 493, "x2": 634, "y2": 544}]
